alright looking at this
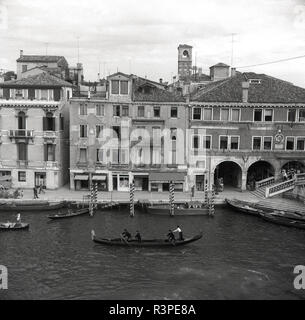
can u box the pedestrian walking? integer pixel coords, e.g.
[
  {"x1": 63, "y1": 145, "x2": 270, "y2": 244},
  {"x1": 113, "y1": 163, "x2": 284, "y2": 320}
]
[{"x1": 33, "y1": 187, "x2": 39, "y2": 199}]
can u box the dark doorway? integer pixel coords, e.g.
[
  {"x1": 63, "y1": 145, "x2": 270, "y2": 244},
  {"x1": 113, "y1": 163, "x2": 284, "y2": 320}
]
[
  {"x1": 214, "y1": 161, "x2": 242, "y2": 189},
  {"x1": 282, "y1": 161, "x2": 305, "y2": 173},
  {"x1": 247, "y1": 161, "x2": 275, "y2": 190}
]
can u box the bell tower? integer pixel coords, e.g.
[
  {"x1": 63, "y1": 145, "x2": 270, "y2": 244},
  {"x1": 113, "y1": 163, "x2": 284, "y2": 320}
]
[{"x1": 178, "y1": 44, "x2": 193, "y2": 81}]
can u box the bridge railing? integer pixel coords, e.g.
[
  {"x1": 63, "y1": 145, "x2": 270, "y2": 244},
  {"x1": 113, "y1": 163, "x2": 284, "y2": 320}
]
[
  {"x1": 255, "y1": 176, "x2": 275, "y2": 190},
  {"x1": 265, "y1": 178, "x2": 295, "y2": 198}
]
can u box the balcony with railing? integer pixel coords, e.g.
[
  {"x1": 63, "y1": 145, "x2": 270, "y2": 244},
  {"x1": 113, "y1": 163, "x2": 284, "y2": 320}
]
[{"x1": 9, "y1": 130, "x2": 34, "y2": 141}]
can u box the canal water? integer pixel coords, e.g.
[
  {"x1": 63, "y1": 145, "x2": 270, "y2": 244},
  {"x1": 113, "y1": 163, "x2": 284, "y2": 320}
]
[{"x1": 0, "y1": 206, "x2": 305, "y2": 300}]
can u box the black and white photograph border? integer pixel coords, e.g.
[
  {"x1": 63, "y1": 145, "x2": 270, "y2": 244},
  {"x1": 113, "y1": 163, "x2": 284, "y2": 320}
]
[{"x1": 0, "y1": 0, "x2": 305, "y2": 304}]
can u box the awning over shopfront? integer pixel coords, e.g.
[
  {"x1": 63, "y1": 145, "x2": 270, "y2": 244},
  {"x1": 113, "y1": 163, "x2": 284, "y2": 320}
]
[
  {"x1": 149, "y1": 172, "x2": 186, "y2": 182},
  {"x1": 92, "y1": 175, "x2": 107, "y2": 181},
  {"x1": 74, "y1": 175, "x2": 89, "y2": 181}
]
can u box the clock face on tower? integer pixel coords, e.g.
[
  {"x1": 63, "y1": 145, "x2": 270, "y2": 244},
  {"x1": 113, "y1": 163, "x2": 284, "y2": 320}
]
[{"x1": 182, "y1": 50, "x2": 189, "y2": 58}]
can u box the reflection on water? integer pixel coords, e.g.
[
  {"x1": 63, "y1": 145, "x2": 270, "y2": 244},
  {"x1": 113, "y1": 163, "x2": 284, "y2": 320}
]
[{"x1": 0, "y1": 206, "x2": 305, "y2": 300}]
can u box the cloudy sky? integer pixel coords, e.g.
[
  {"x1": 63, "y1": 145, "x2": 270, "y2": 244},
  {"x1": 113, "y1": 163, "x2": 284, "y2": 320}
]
[{"x1": 0, "y1": 0, "x2": 305, "y2": 86}]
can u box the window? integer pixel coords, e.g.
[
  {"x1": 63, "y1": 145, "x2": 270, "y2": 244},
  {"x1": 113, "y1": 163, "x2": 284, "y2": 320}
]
[
  {"x1": 113, "y1": 105, "x2": 121, "y2": 117},
  {"x1": 230, "y1": 136, "x2": 239, "y2": 150},
  {"x1": 203, "y1": 108, "x2": 212, "y2": 120},
  {"x1": 80, "y1": 125, "x2": 87, "y2": 138},
  {"x1": 18, "y1": 143, "x2": 27, "y2": 161},
  {"x1": 120, "y1": 149, "x2": 128, "y2": 164},
  {"x1": 46, "y1": 144, "x2": 55, "y2": 161},
  {"x1": 221, "y1": 108, "x2": 229, "y2": 121},
  {"x1": 203, "y1": 136, "x2": 211, "y2": 149},
  {"x1": 192, "y1": 135, "x2": 199, "y2": 149},
  {"x1": 286, "y1": 137, "x2": 295, "y2": 150},
  {"x1": 15, "y1": 89, "x2": 23, "y2": 99},
  {"x1": 263, "y1": 137, "x2": 272, "y2": 150},
  {"x1": 138, "y1": 106, "x2": 145, "y2": 117},
  {"x1": 299, "y1": 109, "x2": 305, "y2": 122},
  {"x1": 296, "y1": 137, "x2": 305, "y2": 151},
  {"x1": 40, "y1": 89, "x2": 48, "y2": 100},
  {"x1": 122, "y1": 105, "x2": 129, "y2": 117},
  {"x1": 111, "y1": 80, "x2": 119, "y2": 94},
  {"x1": 120, "y1": 81, "x2": 128, "y2": 95},
  {"x1": 231, "y1": 109, "x2": 240, "y2": 121},
  {"x1": 80, "y1": 104, "x2": 87, "y2": 115},
  {"x1": 171, "y1": 107, "x2": 178, "y2": 118},
  {"x1": 18, "y1": 111, "x2": 26, "y2": 130},
  {"x1": 97, "y1": 149, "x2": 103, "y2": 162},
  {"x1": 153, "y1": 106, "x2": 160, "y2": 118},
  {"x1": 254, "y1": 109, "x2": 262, "y2": 121},
  {"x1": 152, "y1": 148, "x2": 161, "y2": 165},
  {"x1": 288, "y1": 109, "x2": 296, "y2": 122},
  {"x1": 112, "y1": 149, "x2": 119, "y2": 164},
  {"x1": 264, "y1": 109, "x2": 273, "y2": 122},
  {"x1": 59, "y1": 114, "x2": 64, "y2": 130},
  {"x1": 79, "y1": 148, "x2": 87, "y2": 163},
  {"x1": 96, "y1": 104, "x2": 104, "y2": 116},
  {"x1": 18, "y1": 171, "x2": 26, "y2": 182},
  {"x1": 253, "y1": 137, "x2": 262, "y2": 150},
  {"x1": 96, "y1": 125, "x2": 103, "y2": 138},
  {"x1": 22, "y1": 65, "x2": 27, "y2": 73},
  {"x1": 193, "y1": 108, "x2": 201, "y2": 120},
  {"x1": 219, "y1": 136, "x2": 228, "y2": 149},
  {"x1": 43, "y1": 112, "x2": 55, "y2": 131}
]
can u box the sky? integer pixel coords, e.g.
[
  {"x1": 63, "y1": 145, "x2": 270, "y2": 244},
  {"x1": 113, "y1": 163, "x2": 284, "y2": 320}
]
[{"x1": 0, "y1": 0, "x2": 305, "y2": 86}]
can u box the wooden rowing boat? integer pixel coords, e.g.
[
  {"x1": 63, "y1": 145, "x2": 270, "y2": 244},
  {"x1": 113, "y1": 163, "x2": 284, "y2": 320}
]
[
  {"x1": 91, "y1": 230, "x2": 203, "y2": 247},
  {"x1": 0, "y1": 200, "x2": 65, "y2": 211},
  {"x1": 146, "y1": 202, "x2": 209, "y2": 216},
  {"x1": 258, "y1": 210, "x2": 305, "y2": 230},
  {"x1": 48, "y1": 208, "x2": 90, "y2": 220},
  {"x1": 0, "y1": 222, "x2": 29, "y2": 230},
  {"x1": 225, "y1": 198, "x2": 261, "y2": 216}
]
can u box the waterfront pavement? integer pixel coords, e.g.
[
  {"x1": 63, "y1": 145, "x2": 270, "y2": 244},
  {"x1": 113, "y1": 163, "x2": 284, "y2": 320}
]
[{"x1": 7, "y1": 185, "x2": 304, "y2": 214}]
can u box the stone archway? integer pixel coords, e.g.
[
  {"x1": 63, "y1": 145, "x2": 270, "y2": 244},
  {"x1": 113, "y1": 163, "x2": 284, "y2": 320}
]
[
  {"x1": 282, "y1": 161, "x2": 305, "y2": 173},
  {"x1": 247, "y1": 160, "x2": 275, "y2": 190},
  {"x1": 214, "y1": 161, "x2": 243, "y2": 190}
]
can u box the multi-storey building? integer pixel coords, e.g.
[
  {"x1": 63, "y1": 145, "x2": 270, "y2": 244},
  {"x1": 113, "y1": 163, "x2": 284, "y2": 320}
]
[
  {"x1": 69, "y1": 72, "x2": 188, "y2": 192},
  {"x1": 189, "y1": 71, "x2": 305, "y2": 191},
  {"x1": 16, "y1": 50, "x2": 69, "y2": 80},
  {"x1": 0, "y1": 73, "x2": 72, "y2": 189}
]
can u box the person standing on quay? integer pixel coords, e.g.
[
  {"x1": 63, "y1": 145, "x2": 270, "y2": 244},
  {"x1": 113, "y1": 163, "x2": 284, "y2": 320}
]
[{"x1": 33, "y1": 187, "x2": 39, "y2": 199}]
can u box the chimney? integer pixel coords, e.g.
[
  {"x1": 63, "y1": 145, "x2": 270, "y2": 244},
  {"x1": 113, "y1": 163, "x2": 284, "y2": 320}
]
[
  {"x1": 242, "y1": 81, "x2": 249, "y2": 103},
  {"x1": 231, "y1": 67, "x2": 236, "y2": 77},
  {"x1": 159, "y1": 78, "x2": 163, "y2": 84},
  {"x1": 20, "y1": 50, "x2": 23, "y2": 57}
]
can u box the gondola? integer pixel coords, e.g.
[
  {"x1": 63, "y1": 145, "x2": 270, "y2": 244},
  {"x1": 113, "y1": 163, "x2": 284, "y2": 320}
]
[
  {"x1": 258, "y1": 210, "x2": 305, "y2": 230},
  {"x1": 91, "y1": 230, "x2": 203, "y2": 247},
  {"x1": 48, "y1": 207, "x2": 90, "y2": 220},
  {"x1": 0, "y1": 222, "x2": 29, "y2": 231},
  {"x1": 0, "y1": 200, "x2": 65, "y2": 212},
  {"x1": 225, "y1": 198, "x2": 261, "y2": 216},
  {"x1": 146, "y1": 202, "x2": 209, "y2": 216}
]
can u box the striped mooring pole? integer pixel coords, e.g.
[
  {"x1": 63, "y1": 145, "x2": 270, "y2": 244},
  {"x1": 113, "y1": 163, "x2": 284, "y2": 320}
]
[
  {"x1": 94, "y1": 182, "x2": 98, "y2": 209},
  {"x1": 208, "y1": 185, "x2": 215, "y2": 217},
  {"x1": 89, "y1": 182, "x2": 94, "y2": 216},
  {"x1": 129, "y1": 180, "x2": 135, "y2": 217},
  {"x1": 169, "y1": 181, "x2": 175, "y2": 216},
  {"x1": 204, "y1": 179, "x2": 208, "y2": 208}
]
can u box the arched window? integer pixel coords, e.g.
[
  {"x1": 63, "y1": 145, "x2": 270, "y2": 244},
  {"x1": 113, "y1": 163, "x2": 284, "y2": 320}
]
[
  {"x1": 18, "y1": 111, "x2": 26, "y2": 130},
  {"x1": 43, "y1": 112, "x2": 55, "y2": 131}
]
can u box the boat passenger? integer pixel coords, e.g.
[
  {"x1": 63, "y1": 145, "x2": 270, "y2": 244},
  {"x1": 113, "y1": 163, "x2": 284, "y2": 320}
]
[
  {"x1": 173, "y1": 225, "x2": 184, "y2": 241},
  {"x1": 122, "y1": 229, "x2": 132, "y2": 241},
  {"x1": 167, "y1": 229, "x2": 175, "y2": 242},
  {"x1": 135, "y1": 231, "x2": 142, "y2": 242}
]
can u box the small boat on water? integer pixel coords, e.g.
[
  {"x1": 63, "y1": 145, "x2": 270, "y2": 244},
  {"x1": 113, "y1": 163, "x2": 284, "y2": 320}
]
[
  {"x1": 91, "y1": 230, "x2": 203, "y2": 247},
  {"x1": 258, "y1": 210, "x2": 305, "y2": 230},
  {"x1": 225, "y1": 198, "x2": 260, "y2": 216},
  {"x1": 146, "y1": 202, "x2": 209, "y2": 216},
  {"x1": 48, "y1": 207, "x2": 89, "y2": 220},
  {"x1": 0, "y1": 222, "x2": 29, "y2": 231},
  {"x1": 0, "y1": 200, "x2": 65, "y2": 212}
]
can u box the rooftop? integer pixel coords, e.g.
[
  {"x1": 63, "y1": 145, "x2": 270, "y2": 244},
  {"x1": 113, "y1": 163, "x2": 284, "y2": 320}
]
[
  {"x1": 0, "y1": 73, "x2": 73, "y2": 88},
  {"x1": 17, "y1": 55, "x2": 66, "y2": 63},
  {"x1": 191, "y1": 71, "x2": 305, "y2": 103}
]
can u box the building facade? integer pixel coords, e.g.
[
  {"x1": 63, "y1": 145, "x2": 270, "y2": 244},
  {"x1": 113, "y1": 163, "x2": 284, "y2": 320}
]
[
  {"x1": 189, "y1": 71, "x2": 305, "y2": 191},
  {"x1": 0, "y1": 73, "x2": 72, "y2": 189},
  {"x1": 69, "y1": 72, "x2": 189, "y2": 192}
]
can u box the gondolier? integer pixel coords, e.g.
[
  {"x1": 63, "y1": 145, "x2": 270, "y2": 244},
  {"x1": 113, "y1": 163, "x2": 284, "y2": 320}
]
[{"x1": 173, "y1": 225, "x2": 184, "y2": 241}]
